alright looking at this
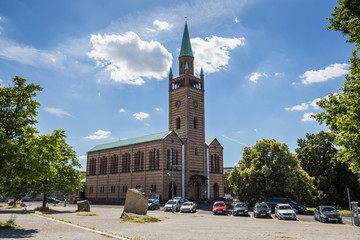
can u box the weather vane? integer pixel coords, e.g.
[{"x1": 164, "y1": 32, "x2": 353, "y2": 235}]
[{"x1": 185, "y1": 16, "x2": 187, "y2": 23}]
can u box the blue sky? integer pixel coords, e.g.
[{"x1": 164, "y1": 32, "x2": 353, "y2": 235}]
[{"x1": 0, "y1": 0, "x2": 352, "y2": 170}]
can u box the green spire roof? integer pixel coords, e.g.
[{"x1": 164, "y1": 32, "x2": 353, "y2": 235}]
[
  {"x1": 179, "y1": 23, "x2": 193, "y2": 57},
  {"x1": 169, "y1": 67, "x2": 173, "y2": 76},
  {"x1": 200, "y1": 67, "x2": 204, "y2": 76}
]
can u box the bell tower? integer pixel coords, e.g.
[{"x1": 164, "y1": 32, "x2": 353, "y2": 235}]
[{"x1": 168, "y1": 21, "x2": 206, "y2": 177}]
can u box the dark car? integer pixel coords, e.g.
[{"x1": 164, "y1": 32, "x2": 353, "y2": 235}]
[
  {"x1": 232, "y1": 202, "x2": 249, "y2": 216},
  {"x1": 265, "y1": 198, "x2": 306, "y2": 214},
  {"x1": 253, "y1": 203, "x2": 272, "y2": 218},
  {"x1": 148, "y1": 199, "x2": 160, "y2": 210},
  {"x1": 314, "y1": 206, "x2": 342, "y2": 223},
  {"x1": 46, "y1": 197, "x2": 59, "y2": 204}
]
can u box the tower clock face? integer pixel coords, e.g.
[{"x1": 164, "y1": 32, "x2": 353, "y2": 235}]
[
  {"x1": 175, "y1": 101, "x2": 181, "y2": 108},
  {"x1": 193, "y1": 100, "x2": 198, "y2": 108}
]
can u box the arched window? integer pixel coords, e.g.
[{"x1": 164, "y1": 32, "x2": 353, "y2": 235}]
[
  {"x1": 89, "y1": 158, "x2": 96, "y2": 175},
  {"x1": 195, "y1": 148, "x2": 198, "y2": 155},
  {"x1": 193, "y1": 117, "x2": 197, "y2": 129},
  {"x1": 176, "y1": 117, "x2": 181, "y2": 129},
  {"x1": 213, "y1": 183, "x2": 219, "y2": 199}
]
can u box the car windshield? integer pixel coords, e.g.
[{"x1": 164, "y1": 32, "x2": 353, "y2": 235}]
[
  {"x1": 214, "y1": 202, "x2": 225, "y2": 207},
  {"x1": 166, "y1": 200, "x2": 177, "y2": 204},
  {"x1": 148, "y1": 200, "x2": 153, "y2": 203},
  {"x1": 235, "y1": 203, "x2": 246, "y2": 207},
  {"x1": 322, "y1": 207, "x2": 336, "y2": 212},
  {"x1": 256, "y1": 204, "x2": 268, "y2": 210},
  {"x1": 182, "y1": 202, "x2": 191, "y2": 206},
  {"x1": 279, "y1": 205, "x2": 291, "y2": 210}
]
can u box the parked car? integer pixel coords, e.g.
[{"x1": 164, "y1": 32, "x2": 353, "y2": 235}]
[
  {"x1": 275, "y1": 204, "x2": 296, "y2": 220},
  {"x1": 46, "y1": 197, "x2": 59, "y2": 204},
  {"x1": 164, "y1": 199, "x2": 181, "y2": 212},
  {"x1": 265, "y1": 198, "x2": 306, "y2": 214},
  {"x1": 180, "y1": 202, "x2": 197, "y2": 213},
  {"x1": 212, "y1": 201, "x2": 227, "y2": 215},
  {"x1": 232, "y1": 202, "x2": 249, "y2": 216},
  {"x1": 148, "y1": 199, "x2": 160, "y2": 210},
  {"x1": 253, "y1": 203, "x2": 272, "y2": 218},
  {"x1": 314, "y1": 206, "x2": 342, "y2": 223}
]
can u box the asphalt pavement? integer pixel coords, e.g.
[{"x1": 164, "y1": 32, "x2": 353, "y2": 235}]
[{"x1": 0, "y1": 202, "x2": 359, "y2": 240}]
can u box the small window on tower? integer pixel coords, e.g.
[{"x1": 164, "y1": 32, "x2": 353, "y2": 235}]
[
  {"x1": 176, "y1": 117, "x2": 181, "y2": 129},
  {"x1": 194, "y1": 117, "x2": 197, "y2": 129},
  {"x1": 195, "y1": 148, "x2": 198, "y2": 155}
]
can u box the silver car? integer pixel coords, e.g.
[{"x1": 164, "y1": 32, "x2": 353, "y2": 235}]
[
  {"x1": 275, "y1": 204, "x2": 296, "y2": 220},
  {"x1": 180, "y1": 202, "x2": 197, "y2": 213},
  {"x1": 164, "y1": 199, "x2": 181, "y2": 212}
]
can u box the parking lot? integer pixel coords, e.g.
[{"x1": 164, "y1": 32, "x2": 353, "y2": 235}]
[{"x1": 0, "y1": 202, "x2": 359, "y2": 240}]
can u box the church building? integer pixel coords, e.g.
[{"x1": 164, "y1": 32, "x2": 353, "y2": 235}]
[{"x1": 85, "y1": 22, "x2": 224, "y2": 203}]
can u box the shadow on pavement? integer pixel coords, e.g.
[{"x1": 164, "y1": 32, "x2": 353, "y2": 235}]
[{"x1": 0, "y1": 228, "x2": 38, "y2": 238}]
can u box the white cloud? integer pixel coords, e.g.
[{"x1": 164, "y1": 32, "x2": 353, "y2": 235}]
[
  {"x1": 78, "y1": 155, "x2": 87, "y2": 160},
  {"x1": 309, "y1": 98, "x2": 321, "y2": 110},
  {"x1": 301, "y1": 112, "x2": 316, "y2": 122},
  {"x1": 119, "y1": 108, "x2": 125, "y2": 113},
  {"x1": 98, "y1": 92, "x2": 101, "y2": 97},
  {"x1": 44, "y1": 107, "x2": 74, "y2": 117},
  {"x1": 153, "y1": 20, "x2": 173, "y2": 31},
  {"x1": 284, "y1": 103, "x2": 309, "y2": 111},
  {"x1": 191, "y1": 36, "x2": 245, "y2": 75},
  {"x1": 234, "y1": 17, "x2": 238, "y2": 23},
  {"x1": 300, "y1": 63, "x2": 349, "y2": 85},
  {"x1": 88, "y1": 32, "x2": 172, "y2": 85},
  {"x1": 84, "y1": 129, "x2": 111, "y2": 140},
  {"x1": 133, "y1": 112, "x2": 150, "y2": 120},
  {"x1": 155, "y1": 107, "x2": 161, "y2": 112},
  {"x1": 222, "y1": 135, "x2": 248, "y2": 147},
  {"x1": 146, "y1": 123, "x2": 151, "y2": 127},
  {"x1": 248, "y1": 72, "x2": 268, "y2": 83}
]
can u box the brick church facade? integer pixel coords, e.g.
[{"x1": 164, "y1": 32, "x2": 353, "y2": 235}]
[{"x1": 85, "y1": 22, "x2": 224, "y2": 203}]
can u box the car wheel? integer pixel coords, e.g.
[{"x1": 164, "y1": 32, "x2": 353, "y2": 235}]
[
  {"x1": 338, "y1": 219, "x2": 343, "y2": 224},
  {"x1": 320, "y1": 217, "x2": 325, "y2": 223},
  {"x1": 213, "y1": 212, "x2": 216, "y2": 215},
  {"x1": 314, "y1": 215, "x2": 317, "y2": 221}
]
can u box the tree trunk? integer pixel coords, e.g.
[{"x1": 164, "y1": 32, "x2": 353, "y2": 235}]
[{"x1": 42, "y1": 195, "x2": 46, "y2": 208}]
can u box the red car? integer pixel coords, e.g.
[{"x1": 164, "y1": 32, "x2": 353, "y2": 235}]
[{"x1": 212, "y1": 201, "x2": 227, "y2": 215}]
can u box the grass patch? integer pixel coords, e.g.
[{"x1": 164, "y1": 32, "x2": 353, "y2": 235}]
[
  {"x1": 123, "y1": 217, "x2": 162, "y2": 223},
  {"x1": 76, "y1": 212, "x2": 98, "y2": 216},
  {"x1": 4, "y1": 205, "x2": 23, "y2": 209},
  {"x1": 0, "y1": 216, "x2": 19, "y2": 229}
]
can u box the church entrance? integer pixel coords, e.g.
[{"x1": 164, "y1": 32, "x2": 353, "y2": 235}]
[
  {"x1": 213, "y1": 183, "x2": 219, "y2": 200},
  {"x1": 194, "y1": 181, "x2": 200, "y2": 199},
  {"x1": 169, "y1": 181, "x2": 176, "y2": 200}
]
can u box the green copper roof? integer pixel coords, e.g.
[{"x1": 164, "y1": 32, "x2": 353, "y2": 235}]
[
  {"x1": 88, "y1": 131, "x2": 173, "y2": 153},
  {"x1": 169, "y1": 67, "x2": 173, "y2": 76},
  {"x1": 179, "y1": 23, "x2": 193, "y2": 57},
  {"x1": 200, "y1": 67, "x2": 204, "y2": 76},
  {"x1": 185, "y1": 61, "x2": 189, "y2": 70}
]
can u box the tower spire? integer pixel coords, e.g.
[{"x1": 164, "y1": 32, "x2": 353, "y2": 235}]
[{"x1": 179, "y1": 21, "x2": 193, "y2": 57}]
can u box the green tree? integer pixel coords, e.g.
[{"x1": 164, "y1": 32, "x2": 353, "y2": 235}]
[
  {"x1": 224, "y1": 171, "x2": 234, "y2": 196},
  {"x1": 0, "y1": 76, "x2": 42, "y2": 202},
  {"x1": 296, "y1": 131, "x2": 360, "y2": 206},
  {"x1": 315, "y1": 0, "x2": 360, "y2": 170},
  {"x1": 29, "y1": 130, "x2": 83, "y2": 207},
  {"x1": 237, "y1": 139, "x2": 314, "y2": 206},
  {"x1": 0, "y1": 76, "x2": 83, "y2": 205},
  {"x1": 228, "y1": 166, "x2": 241, "y2": 199}
]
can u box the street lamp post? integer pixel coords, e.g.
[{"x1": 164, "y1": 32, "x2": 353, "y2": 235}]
[{"x1": 166, "y1": 163, "x2": 182, "y2": 212}]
